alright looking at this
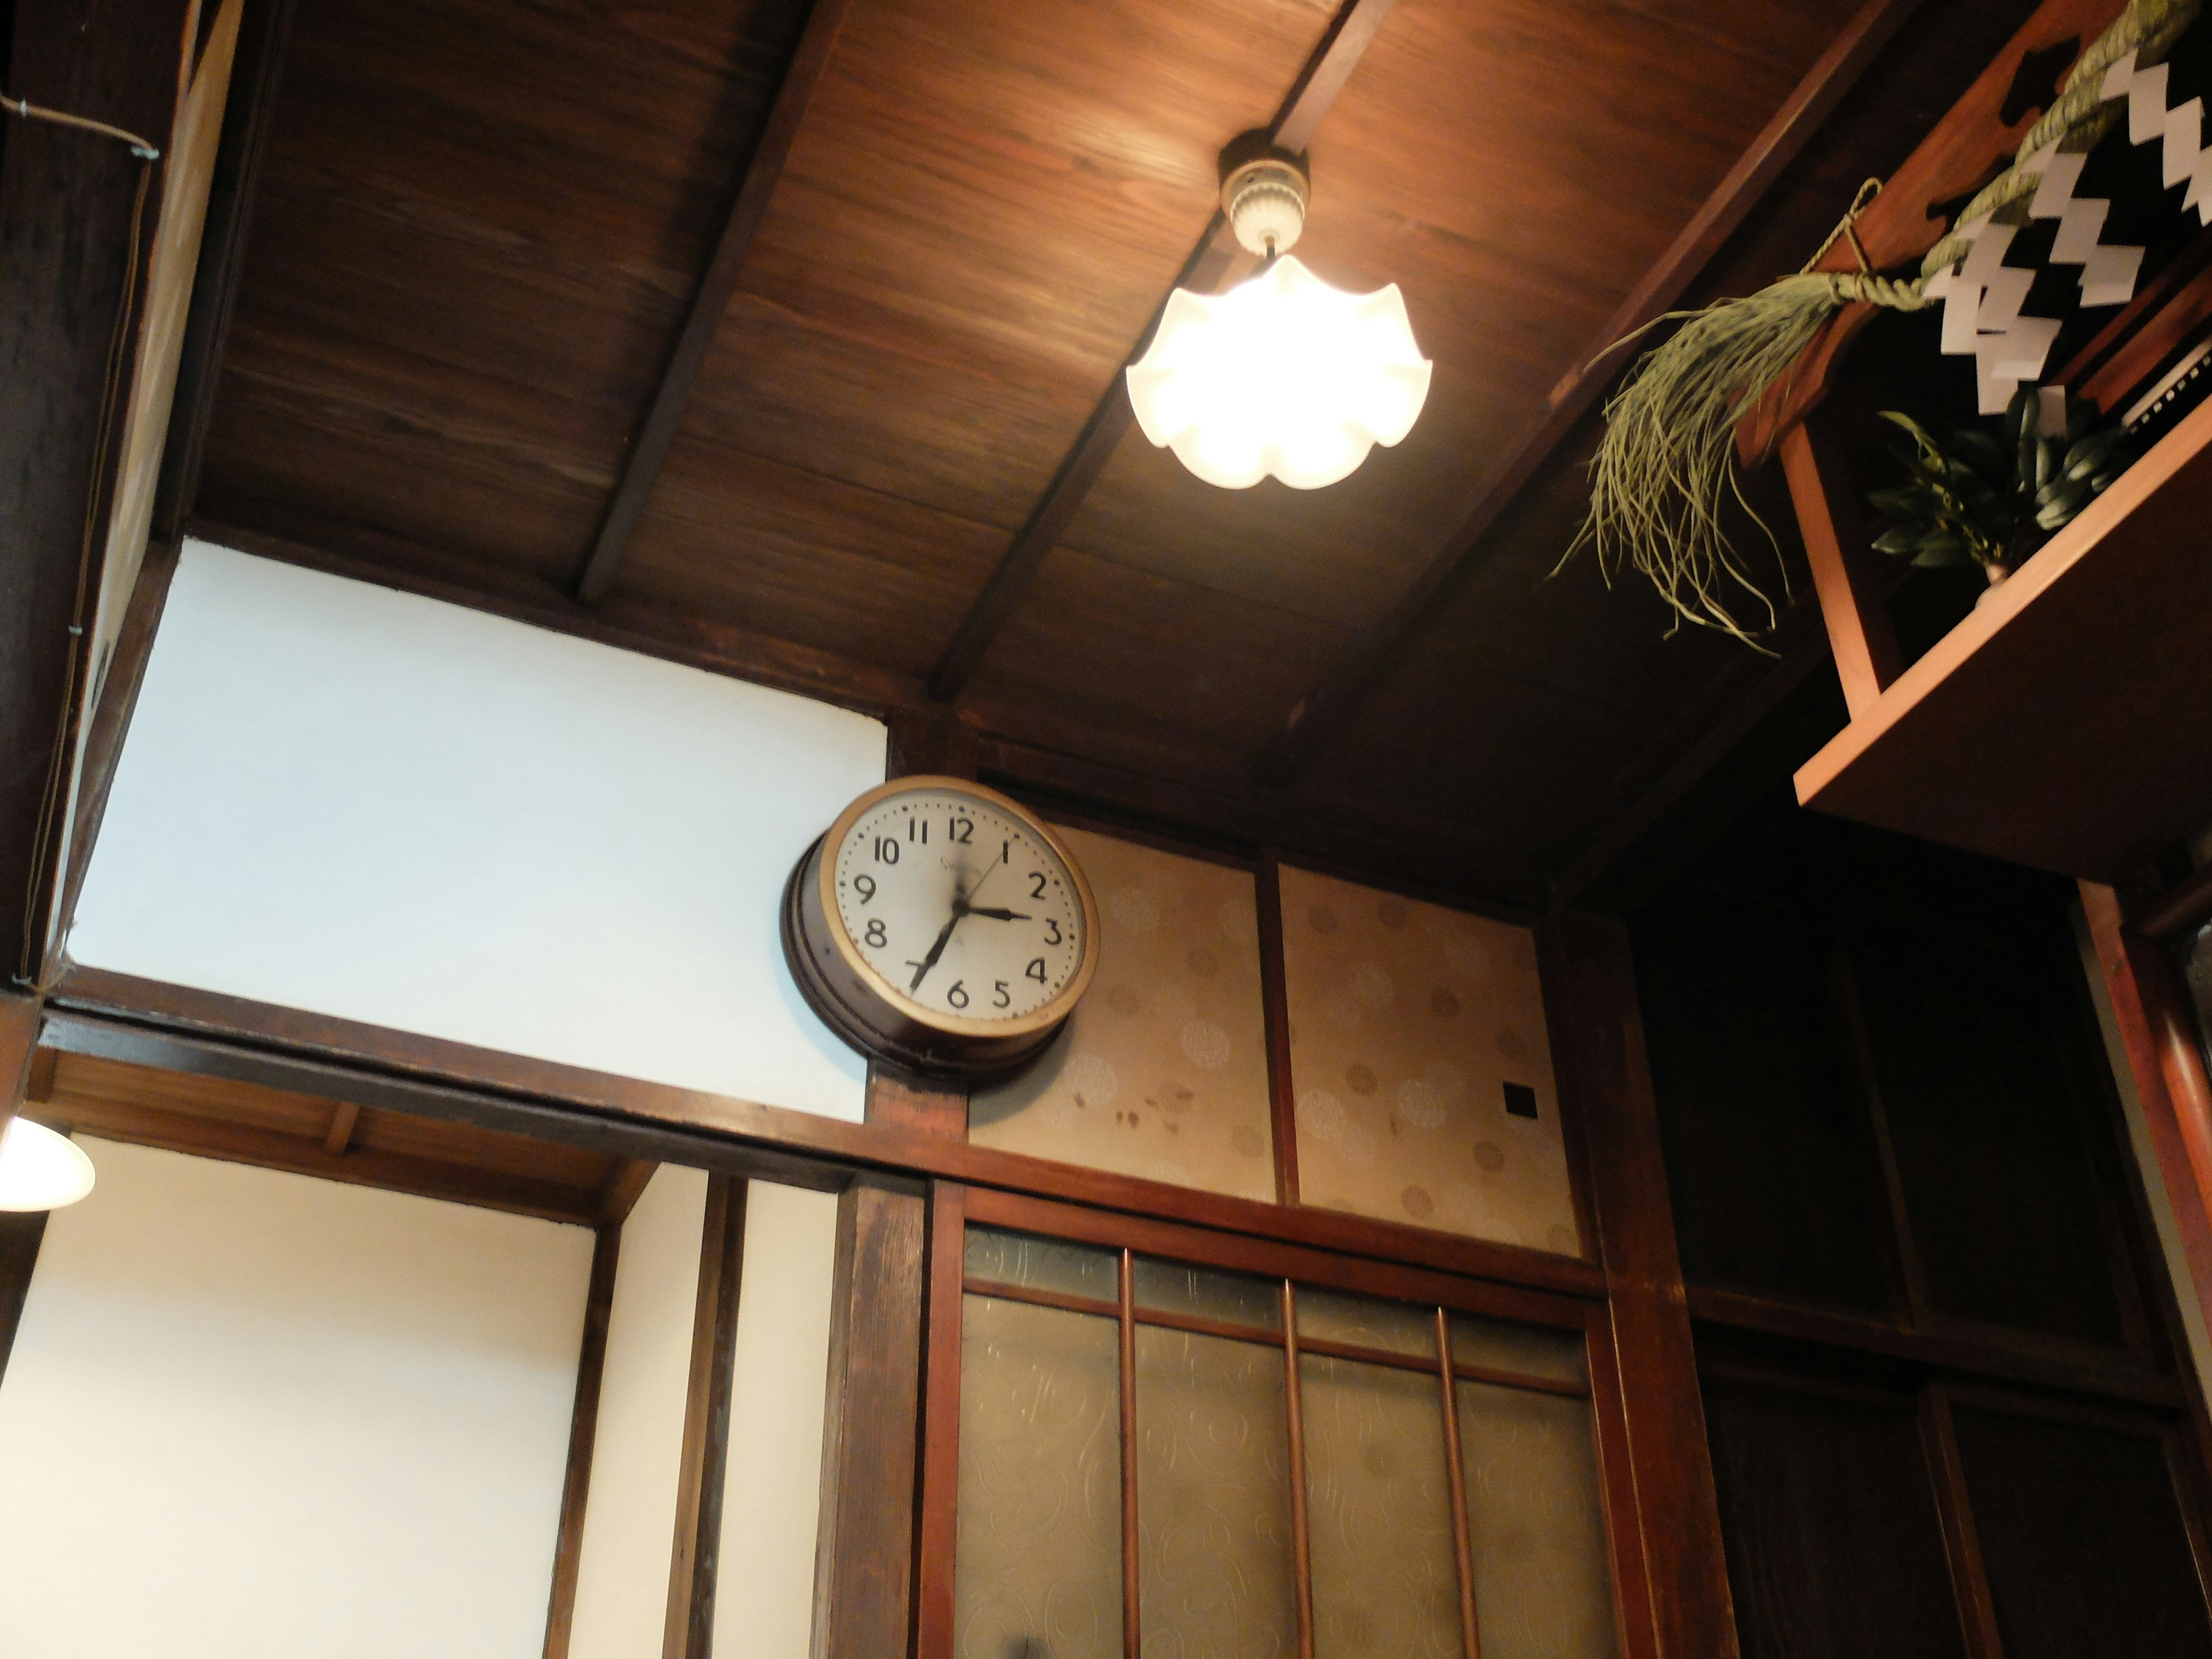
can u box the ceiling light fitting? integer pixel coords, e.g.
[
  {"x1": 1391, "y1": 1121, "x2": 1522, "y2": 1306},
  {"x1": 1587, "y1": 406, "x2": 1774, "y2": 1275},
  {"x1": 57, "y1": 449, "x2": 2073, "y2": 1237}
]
[
  {"x1": 0, "y1": 1115, "x2": 95, "y2": 1211},
  {"x1": 1126, "y1": 132, "x2": 1430, "y2": 491}
]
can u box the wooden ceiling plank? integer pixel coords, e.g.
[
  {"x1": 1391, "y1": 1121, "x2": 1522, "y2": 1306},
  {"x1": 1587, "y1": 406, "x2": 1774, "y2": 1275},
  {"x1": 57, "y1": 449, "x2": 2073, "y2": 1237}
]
[
  {"x1": 571, "y1": 0, "x2": 857, "y2": 606},
  {"x1": 1251, "y1": 0, "x2": 1926, "y2": 785},
  {"x1": 923, "y1": 0, "x2": 1403, "y2": 702}
]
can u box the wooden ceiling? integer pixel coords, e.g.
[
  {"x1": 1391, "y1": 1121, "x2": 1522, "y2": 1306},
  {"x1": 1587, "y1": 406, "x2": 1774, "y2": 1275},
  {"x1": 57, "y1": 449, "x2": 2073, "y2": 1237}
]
[{"x1": 179, "y1": 0, "x2": 2045, "y2": 906}]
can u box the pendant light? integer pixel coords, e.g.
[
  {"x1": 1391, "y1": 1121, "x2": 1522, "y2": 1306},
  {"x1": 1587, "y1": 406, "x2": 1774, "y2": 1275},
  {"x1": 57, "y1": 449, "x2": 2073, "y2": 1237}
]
[
  {"x1": 1126, "y1": 136, "x2": 1430, "y2": 490},
  {"x1": 0, "y1": 1116, "x2": 95, "y2": 1211}
]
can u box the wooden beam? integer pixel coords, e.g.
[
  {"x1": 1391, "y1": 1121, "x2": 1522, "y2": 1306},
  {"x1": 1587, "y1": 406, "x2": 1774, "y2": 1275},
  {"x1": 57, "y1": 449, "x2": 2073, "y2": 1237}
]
[
  {"x1": 571, "y1": 0, "x2": 857, "y2": 605},
  {"x1": 1543, "y1": 912, "x2": 1740, "y2": 1659},
  {"x1": 0, "y1": 0, "x2": 196, "y2": 981},
  {"x1": 320, "y1": 1099, "x2": 359, "y2": 1155},
  {"x1": 1252, "y1": 0, "x2": 1926, "y2": 784},
  {"x1": 2, "y1": 991, "x2": 37, "y2": 1118},
  {"x1": 0, "y1": 1205, "x2": 50, "y2": 1390},
  {"x1": 665, "y1": 1175, "x2": 746, "y2": 1659},
  {"x1": 1782, "y1": 421, "x2": 1904, "y2": 719},
  {"x1": 153, "y1": 0, "x2": 299, "y2": 542},
  {"x1": 38, "y1": 1085, "x2": 604, "y2": 1225},
  {"x1": 40, "y1": 968, "x2": 1612, "y2": 1296},
  {"x1": 47, "y1": 536, "x2": 179, "y2": 979},
  {"x1": 812, "y1": 1176, "x2": 928, "y2": 1659},
  {"x1": 924, "y1": 0, "x2": 1403, "y2": 701},
  {"x1": 2081, "y1": 882, "x2": 2212, "y2": 1362},
  {"x1": 543, "y1": 1224, "x2": 620, "y2": 1659},
  {"x1": 2139, "y1": 863, "x2": 2212, "y2": 942},
  {"x1": 596, "y1": 1157, "x2": 657, "y2": 1225}
]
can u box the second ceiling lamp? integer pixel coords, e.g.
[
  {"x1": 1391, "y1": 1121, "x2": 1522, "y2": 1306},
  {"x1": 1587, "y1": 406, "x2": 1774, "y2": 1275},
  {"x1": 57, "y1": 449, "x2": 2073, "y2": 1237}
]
[{"x1": 1126, "y1": 135, "x2": 1431, "y2": 491}]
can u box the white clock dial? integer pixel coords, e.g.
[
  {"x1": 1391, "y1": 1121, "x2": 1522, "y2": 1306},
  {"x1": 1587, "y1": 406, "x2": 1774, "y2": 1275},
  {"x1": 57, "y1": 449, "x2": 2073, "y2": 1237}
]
[{"x1": 830, "y1": 787, "x2": 1086, "y2": 1023}]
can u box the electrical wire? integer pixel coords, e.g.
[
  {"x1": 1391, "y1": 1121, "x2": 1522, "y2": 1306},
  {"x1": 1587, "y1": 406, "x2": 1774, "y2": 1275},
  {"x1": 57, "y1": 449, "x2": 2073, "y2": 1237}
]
[
  {"x1": 5, "y1": 93, "x2": 162, "y2": 994},
  {"x1": 1, "y1": 92, "x2": 161, "y2": 159}
]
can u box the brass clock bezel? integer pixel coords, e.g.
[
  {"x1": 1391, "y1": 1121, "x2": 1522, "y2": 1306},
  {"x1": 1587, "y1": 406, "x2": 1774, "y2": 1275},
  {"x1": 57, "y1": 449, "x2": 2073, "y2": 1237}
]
[{"x1": 781, "y1": 775, "x2": 1100, "y2": 1080}]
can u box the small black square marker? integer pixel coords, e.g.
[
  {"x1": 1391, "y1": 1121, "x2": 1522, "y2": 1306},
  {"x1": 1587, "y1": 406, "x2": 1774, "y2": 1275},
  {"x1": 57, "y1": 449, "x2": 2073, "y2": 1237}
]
[{"x1": 1502, "y1": 1082, "x2": 1539, "y2": 1120}]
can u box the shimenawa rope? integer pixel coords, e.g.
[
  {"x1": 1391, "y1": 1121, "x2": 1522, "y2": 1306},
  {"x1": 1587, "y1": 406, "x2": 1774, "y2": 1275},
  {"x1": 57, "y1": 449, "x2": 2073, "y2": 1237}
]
[{"x1": 1563, "y1": 0, "x2": 2202, "y2": 643}]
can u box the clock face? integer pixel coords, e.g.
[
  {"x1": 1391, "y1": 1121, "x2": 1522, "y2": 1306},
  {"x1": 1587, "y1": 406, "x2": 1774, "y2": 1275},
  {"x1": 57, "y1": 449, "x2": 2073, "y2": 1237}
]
[{"x1": 828, "y1": 785, "x2": 1089, "y2": 1027}]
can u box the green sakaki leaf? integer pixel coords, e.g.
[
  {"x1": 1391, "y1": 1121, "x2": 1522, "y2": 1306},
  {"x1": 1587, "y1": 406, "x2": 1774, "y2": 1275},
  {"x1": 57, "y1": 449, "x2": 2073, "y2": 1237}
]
[{"x1": 1873, "y1": 525, "x2": 1925, "y2": 555}]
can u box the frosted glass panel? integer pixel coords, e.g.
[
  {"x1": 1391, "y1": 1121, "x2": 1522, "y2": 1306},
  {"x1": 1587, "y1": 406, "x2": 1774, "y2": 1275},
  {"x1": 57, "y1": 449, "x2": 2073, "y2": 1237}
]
[
  {"x1": 972, "y1": 828, "x2": 1276, "y2": 1199},
  {"x1": 1457, "y1": 1382, "x2": 1619, "y2": 1659},
  {"x1": 1135, "y1": 1327, "x2": 1297, "y2": 1659},
  {"x1": 1279, "y1": 864, "x2": 1579, "y2": 1253},
  {"x1": 1301, "y1": 1354, "x2": 1461, "y2": 1659},
  {"x1": 957, "y1": 1296, "x2": 1123, "y2": 1659},
  {"x1": 1296, "y1": 1286, "x2": 1437, "y2": 1358},
  {"x1": 1448, "y1": 1312, "x2": 1588, "y2": 1387},
  {"x1": 1134, "y1": 1257, "x2": 1282, "y2": 1332},
  {"x1": 965, "y1": 1226, "x2": 1119, "y2": 1304}
]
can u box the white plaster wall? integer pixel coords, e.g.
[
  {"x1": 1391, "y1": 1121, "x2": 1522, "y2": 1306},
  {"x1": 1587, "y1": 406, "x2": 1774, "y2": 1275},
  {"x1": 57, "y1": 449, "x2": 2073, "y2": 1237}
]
[
  {"x1": 70, "y1": 539, "x2": 882, "y2": 1120},
  {"x1": 0, "y1": 1139, "x2": 594, "y2": 1659},
  {"x1": 567, "y1": 1165, "x2": 710, "y2": 1659},
  {"x1": 714, "y1": 1180, "x2": 842, "y2": 1659}
]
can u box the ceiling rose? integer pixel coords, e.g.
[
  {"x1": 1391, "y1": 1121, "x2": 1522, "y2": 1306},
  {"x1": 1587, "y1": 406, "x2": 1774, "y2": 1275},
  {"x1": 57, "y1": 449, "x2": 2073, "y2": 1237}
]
[{"x1": 1125, "y1": 137, "x2": 1431, "y2": 491}]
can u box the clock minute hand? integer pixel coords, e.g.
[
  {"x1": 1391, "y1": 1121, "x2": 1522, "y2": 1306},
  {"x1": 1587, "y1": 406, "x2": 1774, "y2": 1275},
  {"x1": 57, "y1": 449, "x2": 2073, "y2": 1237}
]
[
  {"x1": 908, "y1": 908, "x2": 962, "y2": 992},
  {"x1": 964, "y1": 907, "x2": 1032, "y2": 922}
]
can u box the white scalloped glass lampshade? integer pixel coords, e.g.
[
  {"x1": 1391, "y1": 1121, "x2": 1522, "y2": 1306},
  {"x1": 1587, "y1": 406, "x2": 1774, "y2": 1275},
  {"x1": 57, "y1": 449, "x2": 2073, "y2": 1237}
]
[
  {"x1": 0, "y1": 1116, "x2": 95, "y2": 1211},
  {"x1": 1124, "y1": 255, "x2": 1431, "y2": 490}
]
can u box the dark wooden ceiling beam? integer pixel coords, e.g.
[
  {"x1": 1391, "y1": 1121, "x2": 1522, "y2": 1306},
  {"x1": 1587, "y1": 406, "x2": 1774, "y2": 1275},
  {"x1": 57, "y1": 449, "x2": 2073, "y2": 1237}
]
[
  {"x1": 924, "y1": 0, "x2": 1402, "y2": 702},
  {"x1": 1250, "y1": 0, "x2": 1926, "y2": 785},
  {"x1": 571, "y1": 0, "x2": 856, "y2": 605}
]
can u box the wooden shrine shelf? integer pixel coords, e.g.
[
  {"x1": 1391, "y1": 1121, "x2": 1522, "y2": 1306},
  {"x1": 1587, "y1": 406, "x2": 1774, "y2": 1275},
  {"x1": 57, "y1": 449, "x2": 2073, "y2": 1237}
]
[{"x1": 1794, "y1": 392, "x2": 2212, "y2": 882}]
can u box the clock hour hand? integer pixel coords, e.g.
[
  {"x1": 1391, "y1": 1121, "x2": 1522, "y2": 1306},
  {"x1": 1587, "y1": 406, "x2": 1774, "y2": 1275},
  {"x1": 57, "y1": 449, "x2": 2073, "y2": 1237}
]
[
  {"x1": 963, "y1": 907, "x2": 1032, "y2": 922},
  {"x1": 908, "y1": 909, "x2": 962, "y2": 992}
]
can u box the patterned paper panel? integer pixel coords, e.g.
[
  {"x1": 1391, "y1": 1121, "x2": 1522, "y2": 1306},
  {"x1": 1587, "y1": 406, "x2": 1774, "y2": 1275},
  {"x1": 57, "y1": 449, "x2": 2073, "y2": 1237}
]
[
  {"x1": 1277, "y1": 865, "x2": 1580, "y2": 1254},
  {"x1": 970, "y1": 827, "x2": 1276, "y2": 1201}
]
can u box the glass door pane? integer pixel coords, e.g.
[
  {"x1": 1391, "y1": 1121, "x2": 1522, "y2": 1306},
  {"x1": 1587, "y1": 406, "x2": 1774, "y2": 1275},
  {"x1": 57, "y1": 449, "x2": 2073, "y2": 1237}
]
[
  {"x1": 1135, "y1": 1325, "x2": 1297, "y2": 1658},
  {"x1": 956, "y1": 1295, "x2": 1124, "y2": 1659},
  {"x1": 1300, "y1": 1352, "x2": 1463, "y2": 1658},
  {"x1": 1456, "y1": 1380, "x2": 1619, "y2": 1659}
]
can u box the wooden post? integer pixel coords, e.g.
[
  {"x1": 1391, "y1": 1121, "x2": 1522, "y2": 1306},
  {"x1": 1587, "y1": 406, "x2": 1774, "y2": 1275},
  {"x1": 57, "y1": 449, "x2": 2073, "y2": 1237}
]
[
  {"x1": 1780, "y1": 419, "x2": 1903, "y2": 720},
  {"x1": 869, "y1": 706, "x2": 974, "y2": 1137},
  {"x1": 2, "y1": 991, "x2": 37, "y2": 1128},
  {"x1": 2080, "y1": 881, "x2": 2212, "y2": 1350},
  {"x1": 1543, "y1": 912, "x2": 1740, "y2": 1659},
  {"x1": 665, "y1": 1176, "x2": 748, "y2": 1659},
  {"x1": 543, "y1": 1225, "x2": 622, "y2": 1659},
  {"x1": 812, "y1": 1175, "x2": 927, "y2": 1659}
]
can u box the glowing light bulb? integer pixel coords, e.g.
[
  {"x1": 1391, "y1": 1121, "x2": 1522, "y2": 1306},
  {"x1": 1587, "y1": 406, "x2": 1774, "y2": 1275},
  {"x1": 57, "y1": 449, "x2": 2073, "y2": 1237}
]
[
  {"x1": 1125, "y1": 255, "x2": 1431, "y2": 490},
  {"x1": 0, "y1": 1116, "x2": 95, "y2": 1211}
]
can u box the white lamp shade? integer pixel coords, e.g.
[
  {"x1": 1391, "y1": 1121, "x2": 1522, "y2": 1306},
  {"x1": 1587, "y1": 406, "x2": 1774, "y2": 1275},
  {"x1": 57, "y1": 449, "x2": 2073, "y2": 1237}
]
[
  {"x1": 0, "y1": 1116, "x2": 96, "y2": 1211},
  {"x1": 1125, "y1": 255, "x2": 1431, "y2": 490}
]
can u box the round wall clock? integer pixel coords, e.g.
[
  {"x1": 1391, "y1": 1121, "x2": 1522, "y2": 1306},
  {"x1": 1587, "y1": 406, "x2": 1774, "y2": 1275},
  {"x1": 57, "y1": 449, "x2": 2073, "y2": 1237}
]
[{"x1": 780, "y1": 776, "x2": 1100, "y2": 1080}]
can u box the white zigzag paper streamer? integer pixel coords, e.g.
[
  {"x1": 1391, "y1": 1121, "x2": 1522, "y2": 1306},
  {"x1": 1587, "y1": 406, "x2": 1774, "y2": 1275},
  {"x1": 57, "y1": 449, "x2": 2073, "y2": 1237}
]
[
  {"x1": 1923, "y1": 53, "x2": 2189, "y2": 414},
  {"x1": 2102, "y1": 48, "x2": 2212, "y2": 217}
]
